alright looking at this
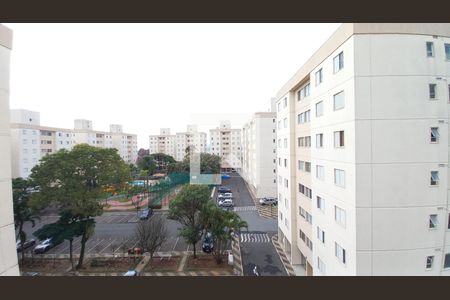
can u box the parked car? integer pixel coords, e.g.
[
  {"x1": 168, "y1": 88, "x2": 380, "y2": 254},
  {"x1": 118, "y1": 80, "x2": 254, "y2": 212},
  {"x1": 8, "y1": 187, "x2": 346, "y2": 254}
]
[
  {"x1": 123, "y1": 270, "x2": 139, "y2": 276},
  {"x1": 202, "y1": 233, "x2": 214, "y2": 253},
  {"x1": 218, "y1": 186, "x2": 231, "y2": 193},
  {"x1": 139, "y1": 207, "x2": 153, "y2": 220},
  {"x1": 259, "y1": 197, "x2": 278, "y2": 206},
  {"x1": 218, "y1": 192, "x2": 233, "y2": 200},
  {"x1": 218, "y1": 199, "x2": 234, "y2": 207},
  {"x1": 16, "y1": 239, "x2": 36, "y2": 252},
  {"x1": 221, "y1": 174, "x2": 231, "y2": 180},
  {"x1": 33, "y1": 238, "x2": 54, "y2": 254}
]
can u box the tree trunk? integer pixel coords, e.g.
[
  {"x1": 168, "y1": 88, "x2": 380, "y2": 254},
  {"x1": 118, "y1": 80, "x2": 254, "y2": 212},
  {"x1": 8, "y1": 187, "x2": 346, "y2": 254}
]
[
  {"x1": 192, "y1": 242, "x2": 196, "y2": 258},
  {"x1": 69, "y1": 239, "x2": 74, "y2": 270},
  {"x1": 76, "y1": 230, "x2": 87, "y2": 270},
  {"x1": 19, "y1": 223, "x2": 25, "y2": 262}
]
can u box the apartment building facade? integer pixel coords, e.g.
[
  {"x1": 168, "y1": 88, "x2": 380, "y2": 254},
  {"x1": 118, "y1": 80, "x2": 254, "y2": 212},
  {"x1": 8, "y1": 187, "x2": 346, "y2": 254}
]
[
  {"x1": 10, "y1": 110, "x2": 138, "y2": 178},
  {"x1": 241, "y1": 112, "x2": 278, "y2": 199},
  {"x1": 149, "y1": 126, "x2": 207, "y2": 161},
  {"x1": 0, "y1": 24, "x2": 19, "y2": 275},
  {"x1": 209, "y1": 121, "x2": 242, "y2": 172},
  {"x1": 276, "y1": 23, "x2": 450, "y2": 276}
]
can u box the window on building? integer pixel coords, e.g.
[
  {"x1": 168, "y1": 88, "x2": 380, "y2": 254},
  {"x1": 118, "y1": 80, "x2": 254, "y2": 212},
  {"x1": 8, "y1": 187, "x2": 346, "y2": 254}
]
[
  {"x1": 430, "y1": 127, "x2": 439, "y2": 143},
  {"x1": 333, "y1": 51, "x2": 344, "y2": 73},
  {"x1": 445, "y1": 44, "x2": 450, "y2": 60},
  {"x1": 278, "y1": 121, "x2": 281, "y2": 130},
  {"x1": 335, "y1": 205, "x2": 346, "y2": 227},
  {"x1": 278, "y1": 158, "x2": 281, "y2": 166},
  {"x1": 316, "y1": 165, "x2": 324, "y2": 180},
  {"x1": 334, "y1": 169, "x2": 345, "y2": 187},
  {"x1": 283, "y1": 97, "x2": 287, "y2": 108},
  {"x1": 442, "y1": 253, "x2": 450, "y2": 269},
  {"x1": 317, "y1": 196, "x2": 325, "y2": 212},
  {"x1": 333, "y1": 91, "x2": 345, "y2": 110},
  {"x1": 316, "y1": 133, "x2": 323, "y2": 148},
  {"x1": 283, "y1": 118, "x2": 287, "y2": 128},
  {"x1": 429, "y1": 84, "x2": 437, "y2": 99},
  {"x1": 429, "y1": 214, "x2": 438, "y2": 229},
  {"x1": 316, "y1": 101, "x2": 323, "y2": 117},
  {"x1": 335, "y1": 242, "x2": 346, "y2": 264},
  {"x1": 317, "y1": 227, "x2": 325, "y2": 243},
  {"x1": 431, "y1": 171, "x2": 439, "y2": 186},
  {"x1": 334, "y1": 130, "x2": 345, "y2": 147},
  {"x1": 298, "y1": 137, "x2": 304, "y2": 147},
  {"x1": 304, "y1": 83, "x2": 310, "y2": 97},
  {"x1": 305, "y1": 110, "x2": 310, "y2": 122},
  {"x1": 279, "y1": 211, "x2": 283, "y2": 221},
  {"x1": 284, "y1": 179, "x2": 288, "y2": 188},
  {"x1": 426, "y1": 42, "x2": 434, "y2": 57},
  {"x1": 284, "y1": 159, "x2": 287, "y2": 167},
  {"x1": 317, "y1": 257, "x2": 326, "y2": 274},
  {"x1": 305, "y1": 136, "x2": 311, "y2": 147},
  {"x1": 278, "y1": 139, "x2": 281, "y2": 147},
  {"x1": 299, "y1": 183, "x2": 305, "y2": 194},
  {"x1": 305, "y1": 162, "x2": 311, "y2": 173},
  {"x1": 283, "y1": 138, "x2": 287, "y2": 148},
  {"x1": 298, "y1": 160, "x2": 305, "y2": 171},
  {"x1": 285, "y1": 217, "x2": 289, "y2": 229},
  {"x1": 315, "y1": 68, "x2": 323, "y2": 86},
  {"x1": 277, "y1": 102, "x2": 281, "y2": 112}
]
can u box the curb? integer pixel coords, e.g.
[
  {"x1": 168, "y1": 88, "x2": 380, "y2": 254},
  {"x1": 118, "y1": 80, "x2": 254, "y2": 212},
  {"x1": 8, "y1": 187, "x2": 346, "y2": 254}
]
[
  {"x1": 243, "y1": 181, "x2": 277, "y2": 220},
  {"x1": 271, "y1": 235, "x2": 296, "y2": 276},
  {"x1": 231, "y1": 234, "x2": 243, "y2": 276}
]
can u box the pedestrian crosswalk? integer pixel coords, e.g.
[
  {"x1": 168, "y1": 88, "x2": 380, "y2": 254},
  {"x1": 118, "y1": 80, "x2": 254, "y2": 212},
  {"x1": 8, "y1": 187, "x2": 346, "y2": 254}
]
[
  {"x1": 239, "y1": 233, "x2": 270, "y2": 243},
  {"x1": 233, "y1": 206, "x2": 257, "y2": 212}
]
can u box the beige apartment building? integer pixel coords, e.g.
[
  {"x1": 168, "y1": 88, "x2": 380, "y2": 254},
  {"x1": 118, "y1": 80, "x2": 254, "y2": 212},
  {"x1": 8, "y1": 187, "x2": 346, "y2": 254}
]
[
  {"x1": 0, "y1": 24, "x2": 19, "y2": 275},
  {"x1": 149, "y1": 126, "x2": 207, "y2": 161},
  {"x1": 276, "y1": 23, "x2": 450, "y2": 276},
  {"x1": 10, "y1": 110, "x2": 138, "y2": 178},
  {"x1": 241, "y1": 111, "x2": 278, "y2": 199},
  {"x1": 210, "y1": 121, "x2": 242, "y2": 172}
]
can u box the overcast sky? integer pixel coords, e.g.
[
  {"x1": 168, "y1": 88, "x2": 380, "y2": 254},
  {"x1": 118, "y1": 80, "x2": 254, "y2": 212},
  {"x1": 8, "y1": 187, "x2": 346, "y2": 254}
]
[{"x1": 5, "y1": 23, "x2": 341, "y2": 149}]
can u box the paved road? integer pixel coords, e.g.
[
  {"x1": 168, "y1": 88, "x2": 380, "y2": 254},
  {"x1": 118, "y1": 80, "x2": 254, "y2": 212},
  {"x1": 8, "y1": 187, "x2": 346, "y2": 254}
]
[{"x1": 220, "y1": 173, "x2": 287, "y2": 276}]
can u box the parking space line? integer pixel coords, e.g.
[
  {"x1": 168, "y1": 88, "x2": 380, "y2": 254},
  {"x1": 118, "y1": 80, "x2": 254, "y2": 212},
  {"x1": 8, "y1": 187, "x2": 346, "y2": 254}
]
[
  {"x1": 85, "y1": 238, "x2": 105, "y2": 253},
  {"x1": 172, "y1": 237, "x2": 179, "y2": 251},
  {"x1": 99, "y1": 238, "x2": 117, "y2": 254},
  {"x1": 54, "y1": 237, "x2": 81, "y2": 254}
]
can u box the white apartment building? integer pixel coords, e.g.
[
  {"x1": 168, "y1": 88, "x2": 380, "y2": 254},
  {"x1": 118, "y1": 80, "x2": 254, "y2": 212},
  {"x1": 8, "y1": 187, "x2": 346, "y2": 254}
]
[
  {"x1": 241, "y1": 112, "x2": 277, "y2": 199},
  {"x1": 0, "y1": 24, "x2": 19, "y2": 275},
  {"x1": 209, "y1": 121, "x2": 242, "y2": 172},
  {"x1": 276, "y1": 23, "x2": 450, "y2": 276},
  {"x1": 10, "y1": 110, "x2": 138, "y2": 178},
  {"x1": 149, "y1": 126, "x2": 207, "y2": 161}
]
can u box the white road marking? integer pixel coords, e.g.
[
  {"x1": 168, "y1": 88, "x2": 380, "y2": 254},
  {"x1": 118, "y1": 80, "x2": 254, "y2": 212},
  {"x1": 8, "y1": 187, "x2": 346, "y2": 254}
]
[
  {"x1": 99, "y1": 238, "x2": 117, "y2": 254},
  {"x1": 85, "y1": 238, "x2": 105, "y2": 253}
]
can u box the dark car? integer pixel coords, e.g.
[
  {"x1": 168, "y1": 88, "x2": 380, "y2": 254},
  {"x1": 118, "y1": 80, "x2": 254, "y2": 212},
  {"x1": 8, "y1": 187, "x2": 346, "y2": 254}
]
[
  {"x1": 16, "y1": 239, "x2": 36, "y2": 252},
  {"x1": 139, "y1": 207, "x2": 153, "y2": 220},
  {"x1": 202, "y1": 233, "x2": 214, "y2": 253},
  {"x1": 218, "y1": 186, "x2": 231, "y2": 193}
]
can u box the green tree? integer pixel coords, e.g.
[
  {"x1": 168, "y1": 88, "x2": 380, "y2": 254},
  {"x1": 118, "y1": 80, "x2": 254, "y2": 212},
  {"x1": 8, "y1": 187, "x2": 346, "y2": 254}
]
[
  {"x1": 167, "y1": 184, "x2": 211, "y2": 258},
  {"x1": 173, "y1": 153, "x2": 221, "y2": 174},
  {"x1": 148, "y1": 153, "x2": 176, "y2": 173},
  {"x1": 33, "y1": 210, "x2": 87, "y2": 269},
  {"x1": 203, "y1": 204, "x2": 248, "y2": 264},
  {"x1": 29, "y1": 144, "x2": 131, "y2": 269},
  {"x1": 12, "y1": 177, "x2": 41, "y2": 262}
]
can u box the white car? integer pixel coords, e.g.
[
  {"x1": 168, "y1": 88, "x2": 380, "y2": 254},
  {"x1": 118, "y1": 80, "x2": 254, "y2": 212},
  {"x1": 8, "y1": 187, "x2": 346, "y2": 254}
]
[
  {"x1": 218, "y1": 199, "x2": 234, "y2": 207},
  {"x1": 123, "y1": 270, "x2": 139, "y2": 276},
  {"x1": 218, "y1": 192, "x2": 233, "y2": 199},
  {"x1": 259, "y1": 197, "x2": 278, "y2": 206},
  {"x1": 33, "y1": 238, "x2": 53, "y2": 254}
]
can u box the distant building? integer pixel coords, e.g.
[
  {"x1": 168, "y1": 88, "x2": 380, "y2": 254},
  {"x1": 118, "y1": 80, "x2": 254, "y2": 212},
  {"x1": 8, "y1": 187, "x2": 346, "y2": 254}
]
[
  {"x1": 149, "y1": 125, "x2": 207, "y2": 161},
  {"x1": 0, "y1": 24, "x2": 19, "y2": 275},
  {"x1": 241, "y1": 111, "x2": 277, "y2": 199},
  {"x1": 209, "y1": 121, "x2": 242, "y2": 172},
  {"x1": 10, "y1": 110, "x2": 138, "y2": 178}
]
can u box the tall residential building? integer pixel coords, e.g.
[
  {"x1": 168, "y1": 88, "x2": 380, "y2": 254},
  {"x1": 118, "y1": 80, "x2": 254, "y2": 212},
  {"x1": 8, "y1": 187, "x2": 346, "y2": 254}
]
[
  {"x1": 10, "y1": 110, "x2": 138, "y2": 178},
  {"x1": 73, "y1": 120, "x2": 138, "y2": 164},
  {"x1": 209, "y1": 121, "x2": 242, "y2": 172},
  {"x1": 149, "y1": 126, "x2": 207, "y2": 161},
  {"x1": 241, "y1": 112, "x2": 277, "y2": 199},
  {"x1": 0, "y1": 24, "x2": 19, "y2": 275},
  {"x1": 275, "y1": 23, "x2": 450, "y2": 276}
]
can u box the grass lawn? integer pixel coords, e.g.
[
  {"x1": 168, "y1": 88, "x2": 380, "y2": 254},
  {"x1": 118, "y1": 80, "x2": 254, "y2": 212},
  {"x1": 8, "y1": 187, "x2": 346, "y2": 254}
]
[
  {"x1": 185, "y1": 254, "x2": 233, "y2": 272},
  {"x1": 77, "y1": 257, "x2": 143, "y2": 274},
  {"x1": 19, "y1": 258, "x2": 71, "y2": 274},
  {"x1": 143, "y1": 256, "x2": 181, "y2": 272}
]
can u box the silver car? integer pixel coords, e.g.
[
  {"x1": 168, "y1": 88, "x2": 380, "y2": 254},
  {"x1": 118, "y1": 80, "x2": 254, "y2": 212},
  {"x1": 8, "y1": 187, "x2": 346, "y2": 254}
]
[
  {"x1": 259, "y1": 197, "x2": 277, "y2": 206},
  {"x1": 218, "y1": 199, "x2": 234, "y2": 207}
]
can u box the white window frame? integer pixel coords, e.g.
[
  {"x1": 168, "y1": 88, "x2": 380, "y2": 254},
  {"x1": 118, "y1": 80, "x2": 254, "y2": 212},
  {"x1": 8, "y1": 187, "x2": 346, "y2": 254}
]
[
  {"x1": 315, "y1": 101, "x2": 323, "y2": 117},
  {"x1": 316, "y1": 133, "x2": 323, "y2": 148},
  {"x1": 445, "y1": 44, "x2": 450, "y2": 61},
  {"x1": 426, "y1": 42, "x2": 434, "y2": 57},
  {"x1": 430, "y1": 127, "x2": 439, "y2": 143},
  {"x1": 429, "y1": 214, "x2": 438, "y2": 229},
  {"x1": 316, "y1": 165, "x2": 324, "y2": 180},
  {"x1": 430, "y1": 171, "x2": 439, "y2": 186},
  {"x1": 334, "y1": 169, "x2": 345, "y2": 188},
  {"x1": 335, "y1": 242, "x2": 346, "y2": 264},
  {"x1": 429, "y1": 83, "x2": 437, "y2": 99},
  {"x1": 317, "y1": 196, "x2": 325, "y2": 212},
  {"x1": 426, "y1": 256, "x2": 434, "y2": 269},
  {"x1": 333, "y1": 91, "x2": 345, "y2": 111},
  {"x1": 334, "y1": 130, "x2": 345, "y2": 148},
  {"x1": 317, "y1": 226, "x2": 325, "y2": 243},
  {"x1": 315, "y1": 68, "x2": 323, "y2": 86},
  {"x1": 333, "y1": 51, "x2": 344, "y2": 73},
  {"x1": 335, "y1": 205, "x2": 346, "y2": 227}
]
